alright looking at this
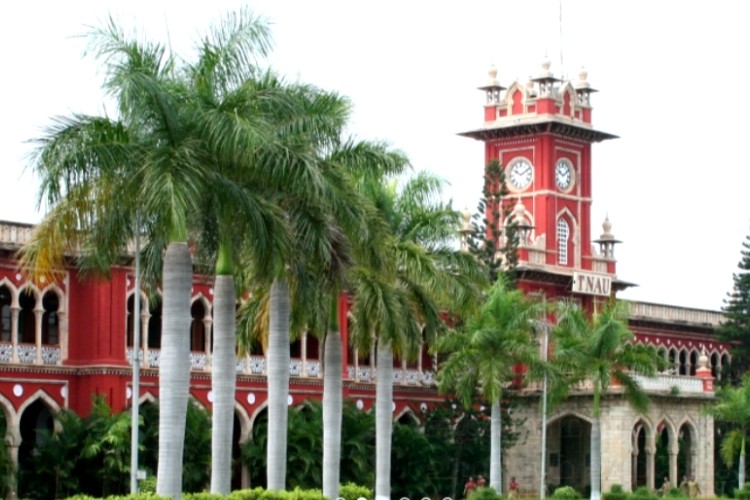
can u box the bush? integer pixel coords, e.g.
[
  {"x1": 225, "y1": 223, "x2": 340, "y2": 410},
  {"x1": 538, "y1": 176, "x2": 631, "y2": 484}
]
[
  {"x1": 603, "y1": 484, "x2": 628, "y2": 500},
  {"x1": 665, "y1": 487, "x2": 686, "y2": 497},
  {"x1": 338, "y1": 482, "x2": 372, "y2": 500},
  {"x1": 629, "y1": 486, "x2": 657, "y2": 500},
  {"x1": 471, "y1": 486, "x2": 503, "y2": 500},
  {"x1": 553, "y1": 485, "x2": 582, "y2": 499},
  {"x1": 139, "y1": 476, "x2": 157, "y2": 494},
  {"x1": 735, "y1": 482, "x2": 750, "y2": 500},
  {"x1": 62, "y1": 494, "x2": 168, "y2": 500},
  {"x1": 227, "y1": 487, "x2": 326, "y2": 500}
]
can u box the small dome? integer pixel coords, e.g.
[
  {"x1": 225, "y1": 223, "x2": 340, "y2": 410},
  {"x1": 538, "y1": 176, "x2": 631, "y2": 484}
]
[
  {"x1": 577, "y1": 66, "x2": 589, "y2": 87},
  {"x1": 600, "y1": 216, "x2": 613, "y2": 239},
  {"x1": 539, "y1": 55, "x2": 553, "y2": 77},
  {"x1": 698, "y1": 348, "x2": 709, "y2": 369},
  {"x1": 460, "y1": 207, "x2": 473, "y2": 234},
  {"x1": 513, "y1": 199, "x2": 527, "y2": 222},
  {"x1": 487, "y1": 64, "x2": 499, "y2": 85}
]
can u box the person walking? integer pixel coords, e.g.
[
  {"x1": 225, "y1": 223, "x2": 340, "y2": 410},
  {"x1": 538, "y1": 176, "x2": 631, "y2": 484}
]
[
  {"x1": 687, "y1": 476, "x2": 701, "y2": 497},
  {"x1": 464, "y1": 476, "x2": 477, "y2": 498},
  {"x1": 508, "y1": 476, "x2": 520, "y2": 498}
]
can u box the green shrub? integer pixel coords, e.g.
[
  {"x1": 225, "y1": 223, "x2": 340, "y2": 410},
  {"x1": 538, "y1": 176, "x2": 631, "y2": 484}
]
[
  {"x1": 629, "y1": 486, "x2": 657, "y2": 500},
  {"x1": 553, "y1": 485, "x2": 582, "y2": 499},
  {"x1": 227, "y1": 487, "x2": 326, "y2": 500},
  {"x1": 338, "y1": 482, "x2": 373, "y2": 500},
  {"x1": 140, "y1": 476, "x2": 157, "y2": 494},
  {"x1": 183, "y1": 493, "x2": 226, "y2": 500},
  {"x1": 665, "y1": 487, "x2": 687, "y2": 497},
  {"x1": 63, "y1": 494, "x2": 168, "y2": 500},
  {"x1": 471, "y1": 486, "x2": 503, "y2": 500},
  {"x1": 735, "y1": 483, "x2": 750, "y2": 500},
  {"x1": 603, "y1": 484, "x2": 628, "y2": 500}
]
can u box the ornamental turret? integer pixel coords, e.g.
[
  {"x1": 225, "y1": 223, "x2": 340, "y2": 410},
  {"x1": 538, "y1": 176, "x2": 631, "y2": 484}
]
[{"x1": 460, "y1": 59, "x2": 624, "y2": 303}]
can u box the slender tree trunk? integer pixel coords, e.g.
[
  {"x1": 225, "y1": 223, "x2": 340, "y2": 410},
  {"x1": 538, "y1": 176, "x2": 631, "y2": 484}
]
[
  {"x1": 739, "y1": 437, "x2": 746, "y2": 489},
  {"x1": 323, "y1": 330, "x2": 343, "y2": 500},
  {"x1": 375, "y1": 340, "x2": 393, "y2": 500},
  {"x1": 490, "y1": 398, "x2": 503, "y2": 494},
  {"x1": 210, "y1": 275, "x2": 236, "y2": 494},
  {"x1": 267, "y1": 278, "x2": 291, "y2": 490},
  {"x1": 156, "y1": 242, "x2": 192, "y2": 500},
  {"x1": 591, "y1": 416, "x2": 602, "y2": 500}
]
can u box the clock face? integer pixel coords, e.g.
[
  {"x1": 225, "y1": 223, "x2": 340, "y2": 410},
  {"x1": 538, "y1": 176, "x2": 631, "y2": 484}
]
[
  {"x1": 555, "y1": 161, "x2": 573, "y2": 190},
  {"x1": 508, "y1": 160, "x2": 533, "y2": 190}
]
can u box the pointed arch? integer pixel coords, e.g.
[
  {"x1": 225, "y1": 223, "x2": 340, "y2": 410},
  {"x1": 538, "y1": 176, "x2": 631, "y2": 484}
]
[
  {"x1": 0, "y1": 281, "x2": 12, "y2": 343},
  {"x1": 395, "y1": 407, "x2": 420, "y2": 426},
  {"x1": 16, "y1": 286, "x2": 38, "y2": 345},
  {"x1": 249, "y1": 400, "x2": 269, "y2": 431},
  {"x1": 559, "y1": 84, "x2": 577, "y2": 117},
  {"x1": 0, "y1": 393, "x2": 19, "y2": 445},
  {"x1": 555, "y1": 208, "x2": 577, "y2": 267},
  {"x1": 547, "y1": 410, "x2": 593, "y2": 426},
  {"x1": 505, "y1": 81, "x2": 528, "y2": 116},
  {"x1": 190, "y1": 295, "x2": 210, "y2": 353},
  {"x1": 126, "y1": 290, "x2": 149, "y2": 348},
  {"x1": 17, "y1": 389, "x2": 62, "y2": 418},
  {"x1": 40, "y1": 286, "x2": 63, "y2": 346},
  {"x1": 632, "y1": 417, "x2": 653, "y2": 489},
  {"x1": 235, "y1": 402, "x2": 252, "y2": 445}
]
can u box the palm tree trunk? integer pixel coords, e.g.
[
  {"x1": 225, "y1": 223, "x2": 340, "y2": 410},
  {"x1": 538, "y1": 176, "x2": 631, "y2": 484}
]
[
  {"x1": 375, "y1": 339, "x2": 393, "y2": 500},
  {"x1": 267, "y1": 278, "x2": 291, "y2": 490},
  {"x1": 323, "y1": 330, "x2": 343, "y2": 500},
  {"x1": 156, "y1": 242, "x2": 193, "y2": 500},
  {"x1": 490, "y1": 398, "x2": 503, "y2": 493},
  {"x1": 590, "y1": 416, "x2": 602, "y2": 500},
  {"x1": 739, "y1": 437, "x2": 746, "y2": 489},
  {"x1": 210, "y1": 275, "x2": 236, "y2": 494}
]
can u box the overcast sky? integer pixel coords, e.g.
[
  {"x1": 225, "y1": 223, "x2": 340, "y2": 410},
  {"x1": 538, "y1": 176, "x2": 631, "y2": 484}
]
[{"x1": 1, "y1": 1, "x2": 748, "y2": 311}]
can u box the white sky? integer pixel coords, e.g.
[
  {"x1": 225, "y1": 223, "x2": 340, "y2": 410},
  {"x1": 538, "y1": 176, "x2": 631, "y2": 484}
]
[{"x1": 1, "y1": 1, "x2": 748, "y2": 312}]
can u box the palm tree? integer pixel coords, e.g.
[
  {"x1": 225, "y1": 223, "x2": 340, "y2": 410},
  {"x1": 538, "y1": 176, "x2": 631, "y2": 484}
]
[
  {"x1": 708, "y1": 372, "x2": 750, "y2": 489},
  {"x1": 552, "y1": 300, "x2": 663, "y2": 500},
  {"x1": 19, "y1": 20, "x2": 205, "y2": 498},
  {"x1": 349, "y1": 172, "x2": 486, "y2": 500},
  {"x1": 236, "y1": 138, "x2": 408, "y2": 495},
  {"x1": 436, "y1": 276, "x2": 544, "y2": 494},
  {"x1": 314, "y1": 141, "x2": 409, "y2": 500},
  {"x1": 180, "y1": 11, "x2": 297, "y2": 495}
]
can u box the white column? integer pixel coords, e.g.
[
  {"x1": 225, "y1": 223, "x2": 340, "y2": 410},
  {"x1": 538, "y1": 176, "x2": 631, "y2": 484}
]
[
  {"x1": 34, "y1": 307, "x2": 43, "y2": 364},
  {"x1": 203, "y1": 317, "x2": 213, "y2": 371},
  {"x1": 141, "y1": 310, "x2": 150, "y2": 368},
  {"x1": 10, "y1": 307, "x2": 18, "y2": 363}
]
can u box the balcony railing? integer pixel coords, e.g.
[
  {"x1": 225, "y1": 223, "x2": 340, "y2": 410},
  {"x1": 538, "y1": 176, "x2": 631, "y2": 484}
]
[
  {"x1": 525, "y1": 372, "x2": 709, "y2": 395},
  {"x1": 0, "y1": 343, "x2": 61, "y2": 365},
  {"x1": 125, "y1": 348, "x2": 434, "y2": 386}
]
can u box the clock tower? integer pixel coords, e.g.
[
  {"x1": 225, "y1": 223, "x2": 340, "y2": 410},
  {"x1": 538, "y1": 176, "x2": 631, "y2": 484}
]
[{"x1": 460, "y1": 58, "x2": 622, "y2": 307}]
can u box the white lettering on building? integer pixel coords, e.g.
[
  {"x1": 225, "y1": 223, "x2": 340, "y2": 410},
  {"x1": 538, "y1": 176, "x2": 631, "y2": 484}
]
[{"x1": 572, "y1": 272, "x2": 612, "y2": 297}]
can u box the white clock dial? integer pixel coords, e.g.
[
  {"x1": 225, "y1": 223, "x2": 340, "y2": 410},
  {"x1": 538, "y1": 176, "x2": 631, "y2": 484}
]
[
  {"x1": 555, "y1": 161, "x2": 573, "y2": 190},
  {"x1": 508, "y1": 160, "x2": 533, "y2": 190}
]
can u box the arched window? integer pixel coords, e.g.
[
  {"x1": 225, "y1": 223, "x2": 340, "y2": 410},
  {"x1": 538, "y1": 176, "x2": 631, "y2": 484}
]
[
  {"x1": 190, "y1": 301, "x2": 206, "y2": 352},
  {"x1": 41, "y1": 292, "x2": 59, "y2": 345},
  {"x1": 0, "y1": 286, "x2": 11, "y2": 342},
  {"x1": 127, "y1": 293, "x2": 147, "y2": 348},
  {"x1": 557, "y1": 218, "x2": 570, "y2": 265},
  {"x1": 147, "y1": 297, "x2": 162, "y2": 349},
  {"x1": 127, "y1": 294, "x2": 135, "y2": 348},
  {"x1": 18, "y1": 291, "x2": 36, "y2": 344}
]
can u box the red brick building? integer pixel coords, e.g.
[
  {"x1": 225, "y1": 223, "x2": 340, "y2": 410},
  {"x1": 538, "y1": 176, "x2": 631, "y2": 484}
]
[{"x1": 0, "y1": 57, "x2": 729, "y2": 494}]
